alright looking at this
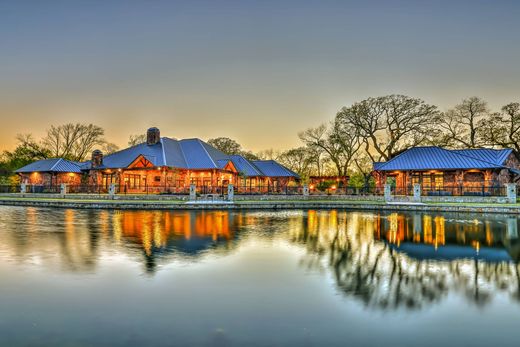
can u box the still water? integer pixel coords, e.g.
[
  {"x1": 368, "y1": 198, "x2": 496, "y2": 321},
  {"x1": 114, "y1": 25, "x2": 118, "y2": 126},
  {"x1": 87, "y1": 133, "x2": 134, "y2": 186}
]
[{"x1": 1, "y1": 206, "x2": 520, "y2": 346}]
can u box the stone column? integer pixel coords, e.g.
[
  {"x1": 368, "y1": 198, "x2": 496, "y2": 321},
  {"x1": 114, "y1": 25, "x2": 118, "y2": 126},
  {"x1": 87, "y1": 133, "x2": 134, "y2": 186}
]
[
  {"x1": 227, "y1": 184, "x2": 234, "y2": 201},
  {"x1": 384, "y1": 184, "x2": 392, "y2": 202},
  {"x1": 303, "y1": 185, "x2": 309, "y2": 197},
  {"x1": 108, "y1": 183, "x2": 116, "y2": 199},
  {"x1": 413, "y1": 183, "x2": 422, "y2": 202},
  {"x1": 60, "y1": 183, "x2": 67, "y2": 197},
  {"x1": 20, "y1": 183, "x2": 27, "y2": 195},
  {"x1": 189, "y1": 184, "x2": 197, "y2": 201},
  {"x1": 506, "y1": 183, "x2": 517, "y2": 204}
]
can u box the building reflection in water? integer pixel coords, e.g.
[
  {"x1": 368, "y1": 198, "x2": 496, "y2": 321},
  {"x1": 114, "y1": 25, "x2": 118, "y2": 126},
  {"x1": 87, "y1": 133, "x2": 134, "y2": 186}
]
[
  {"x1": 111, "y1": 210, "x2": 239, "y2": 273},
  {"x1": 3, "y1": 207, "x2": 520, "y2": 310},
  {"x1": 291, "y1": 210, "x2": 520, "y2": 310}
]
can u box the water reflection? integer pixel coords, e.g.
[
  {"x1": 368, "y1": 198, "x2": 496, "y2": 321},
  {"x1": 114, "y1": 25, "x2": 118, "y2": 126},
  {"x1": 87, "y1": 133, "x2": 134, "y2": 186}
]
[
  {"x1": 292, "y1": 210, "x2": 520, "y2": 309},
  {"x1": 1, "y1": 207, "x2": 520, "y2": 310}
]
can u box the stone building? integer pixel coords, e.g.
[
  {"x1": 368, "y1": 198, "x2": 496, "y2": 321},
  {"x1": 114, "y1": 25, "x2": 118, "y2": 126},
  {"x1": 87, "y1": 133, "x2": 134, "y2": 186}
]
[
  {"x1": 373, "y1": 146, "x2": 520, "y2": 195},
  {"x1": 16, "y1": 127, "x2": 300, "y2": 193}
]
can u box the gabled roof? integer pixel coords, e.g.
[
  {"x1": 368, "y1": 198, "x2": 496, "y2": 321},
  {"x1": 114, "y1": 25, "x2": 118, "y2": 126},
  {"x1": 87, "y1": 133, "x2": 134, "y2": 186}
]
[
  {"x1": 251, "y1": 160, "x2": 300, "y2": 178},
  {"x1": 15, "y1": 136, "x2": 301, "y2": 179},
  {"x1": 15, "y1": 158, "x2": 82, "y2": 173},
  {"x1": 229, "y1": 155, "x2": 264, "y2": 176},
  {"x1": 88, "y1": 137, "x2": 230, "y2": 170},
  {"x1": 374, "y1": 146, "x2": 514, "y2": 171}
]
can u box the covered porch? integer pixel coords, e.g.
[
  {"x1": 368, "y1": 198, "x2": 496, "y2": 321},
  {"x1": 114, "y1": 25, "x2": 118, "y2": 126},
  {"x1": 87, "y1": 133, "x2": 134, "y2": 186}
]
[{"x1": 377, "y1": 169, "x2": 506, "y2": 196}]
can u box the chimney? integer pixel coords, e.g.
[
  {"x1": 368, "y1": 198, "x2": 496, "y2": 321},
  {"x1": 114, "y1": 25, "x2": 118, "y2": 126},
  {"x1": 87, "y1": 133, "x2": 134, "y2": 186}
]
[
  {"x1": 91, "y1": 150, "x2": 103, "y2": 168},
  {"x1": 147, "y1": 127, "x2": 161, "y2": 145}
]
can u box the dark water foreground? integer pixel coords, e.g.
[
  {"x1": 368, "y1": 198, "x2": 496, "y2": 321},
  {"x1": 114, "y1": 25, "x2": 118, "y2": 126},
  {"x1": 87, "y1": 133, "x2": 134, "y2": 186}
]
[{"x1": 1, "y1": 207, "x2": 520, "y2": 347}]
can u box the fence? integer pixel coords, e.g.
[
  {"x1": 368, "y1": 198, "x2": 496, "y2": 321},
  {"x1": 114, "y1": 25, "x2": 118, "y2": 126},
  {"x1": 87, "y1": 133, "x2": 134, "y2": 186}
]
[
  {"x1": 0, "y1": 185, "x2": 21, "y2": 193},
  {"x1": 3, "y1": 184, "x2": 384, "y2": 196},
  {"x1": 390, "y1": 185, "x2": 507, "y2": 197}
]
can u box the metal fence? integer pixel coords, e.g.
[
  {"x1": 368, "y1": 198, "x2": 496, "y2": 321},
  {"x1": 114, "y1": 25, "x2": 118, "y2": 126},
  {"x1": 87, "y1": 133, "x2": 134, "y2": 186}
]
[
  {"x1": 0, "y1": 185, "x2": 21, "y2": 193},
  {"x1": 390, "y1": 185, "x2": 507, "y2": 197},
  {"x1": 3, "y1": 184, "x2": 385, "y2": 196}
]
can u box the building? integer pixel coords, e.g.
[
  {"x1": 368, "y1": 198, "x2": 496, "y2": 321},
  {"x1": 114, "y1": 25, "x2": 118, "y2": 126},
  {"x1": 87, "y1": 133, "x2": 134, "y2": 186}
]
[
  {"x1": 16, "y1": 127, "x2": 300, "y2": 193},
  {"x1": 373, "y1": 146, "x2": 520, "y2": 195}
]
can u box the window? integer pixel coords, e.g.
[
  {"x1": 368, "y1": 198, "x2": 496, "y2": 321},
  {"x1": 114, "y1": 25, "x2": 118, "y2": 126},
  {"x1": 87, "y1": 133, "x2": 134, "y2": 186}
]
[
  {"x1": 434, "y1": 174, "x2": 443, "y2": 188},
  {"x1": 125, "y1": 174, "x2": 141, "y2": 189}
]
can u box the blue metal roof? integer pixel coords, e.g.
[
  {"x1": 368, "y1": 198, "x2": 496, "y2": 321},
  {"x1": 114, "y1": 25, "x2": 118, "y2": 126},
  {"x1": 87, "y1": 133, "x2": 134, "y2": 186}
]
[
  {"x1": 452, "y1": 148, "x2": 513, "y2": 166},
  {"x1": 374, "y1": 146, "x2": 514, "y2": 171},
  {"x1": 16, "y1": 137, "x2": 300, "y2": 179},
  {"x1": 15, "y1": 158, "x2": 82, "y2": 173},
  {"x1": 229, "y1": 155, "x2": 264, "y2": 176},
  {"x1": 251, "y1": 160, "x2": 301, "y2": 178},
  {"x1": 91, "y1": 137, "x2": 230, "y2": 170}
]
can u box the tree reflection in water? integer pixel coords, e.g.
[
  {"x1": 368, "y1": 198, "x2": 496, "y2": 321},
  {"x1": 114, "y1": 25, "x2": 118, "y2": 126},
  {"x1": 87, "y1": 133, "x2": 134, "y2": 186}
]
[{"x1": 290, "y1": 210, "x2": 520, "y2": 310}]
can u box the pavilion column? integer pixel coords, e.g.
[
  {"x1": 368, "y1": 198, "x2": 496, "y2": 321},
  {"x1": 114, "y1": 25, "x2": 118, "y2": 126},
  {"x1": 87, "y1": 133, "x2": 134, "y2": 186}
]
[{"x1": 506, "y1": 183, "x2": 517, "y2": 204}]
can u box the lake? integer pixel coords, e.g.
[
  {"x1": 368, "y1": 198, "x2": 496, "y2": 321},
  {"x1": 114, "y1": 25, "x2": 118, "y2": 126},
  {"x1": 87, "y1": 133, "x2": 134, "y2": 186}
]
[{"x1": 1, "y1": 206, "x2": 519, "y2": 346}]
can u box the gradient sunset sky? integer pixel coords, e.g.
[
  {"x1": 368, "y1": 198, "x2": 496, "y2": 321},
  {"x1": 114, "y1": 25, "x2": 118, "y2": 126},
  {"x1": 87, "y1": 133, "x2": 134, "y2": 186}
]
[{"x1": 1, "y1": 0, "x2": 519, "y2": 152}]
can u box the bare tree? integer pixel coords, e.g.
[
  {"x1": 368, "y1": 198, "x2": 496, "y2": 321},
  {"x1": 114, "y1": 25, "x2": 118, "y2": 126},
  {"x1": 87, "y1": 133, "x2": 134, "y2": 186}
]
[
  {"x1": 128, "y1": 134, "x2": 147, "y2": 146},
  {"x1": 337, "y1": 95, "x2": 439, "y2": 162},
  {"x1": 480, "y1": 102, "x2": 520, "y2": 151},
  {"x1": 255, "y1": 149, "x2": 282, "y2": 160},
  {"x1": 299, "y1": 122, "x2": 360, "y2": 176},
  {"x1": 277, "y1": 147, "x2": 313, "y2": 178},
  {"x1": 42, "y1": 123, "x2": 105, "y2": 161},
  {"x1": 438, "y1": 97, "x2": 489, "y2": 148}
]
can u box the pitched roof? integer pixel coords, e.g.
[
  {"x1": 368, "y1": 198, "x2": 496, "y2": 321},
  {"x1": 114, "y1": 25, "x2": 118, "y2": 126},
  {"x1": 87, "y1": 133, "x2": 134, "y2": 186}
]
[
  {"x1": 15, "y1": 137, "x2": 301, "y2": 179},
  {"x1": 88, "y1": 137, "x2": 230, "y2": 170},
  {"x1": 229, "y1": 155, "x2": 264, "y2": 176},
  {"x1": 15, "y1": 158, "x2": 82, "y2": 173},
  {"x1": 251, "y1": 160, "x2": 301, "y2": 178},
  {"x1": 374, "y1": 146, "x2": 514, "y2": 171}
]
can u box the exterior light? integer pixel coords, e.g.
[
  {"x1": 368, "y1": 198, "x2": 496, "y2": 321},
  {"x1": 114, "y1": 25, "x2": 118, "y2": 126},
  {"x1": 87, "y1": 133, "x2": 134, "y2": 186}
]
[
  {"x1": 309, "y1": 184, "x2": 315, "y2": 190},
  {"x1": 331, "y1": 185, "x2": 336, "y2": 190}
]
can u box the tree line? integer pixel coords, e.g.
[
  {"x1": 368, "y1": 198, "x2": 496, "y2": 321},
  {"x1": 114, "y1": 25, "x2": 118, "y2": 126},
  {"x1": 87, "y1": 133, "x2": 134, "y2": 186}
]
[
  {"x1": 1, "y1": 95, "x2": 519, "y2": 185},
  {"x1": 261, "y1": 95, "x2": 520, "y2": 187}
]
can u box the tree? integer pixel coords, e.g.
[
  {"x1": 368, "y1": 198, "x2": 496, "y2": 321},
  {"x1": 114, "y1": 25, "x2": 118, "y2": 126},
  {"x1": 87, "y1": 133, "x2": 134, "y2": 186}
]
[
  {"x1": 299, "y1": 122, "x2": 361, "y2": 176},
  {"x1": 350, "y1": 152, "x2": 375, "y2": 189},
  {"x1": 0, "y1": 134, "x2": 51, "y2": 184},
  {"x1": 128, "y1": 134, "x2": 147, "y2": 147},
  {"x1": 102, "y1": 142, "x2": 120, "y2": 155},
  {"x1": 277, "y1": 147, "x2": 313, "y2": 178},
  {"x1": 207, "y1": 137, "x2": 259, "y2": 160},
  {"x1": 256, "y1": 149, "x2": 282, "y2": 160},
  {"x1": 480, "y1": 102, "x2": 520, "y2": 151},
  {"x1": 42, "y1": 123, "x2": 105, "y2": 161},
  {"x1": 207, "y1": 137, "x2": 242, "y2": 155},
  {"x1": 337, "y1": 95, "x2": 439, "y2": 161},
  {"x1": 437, "y1": 97, "x2": 489, "y2": 148}
]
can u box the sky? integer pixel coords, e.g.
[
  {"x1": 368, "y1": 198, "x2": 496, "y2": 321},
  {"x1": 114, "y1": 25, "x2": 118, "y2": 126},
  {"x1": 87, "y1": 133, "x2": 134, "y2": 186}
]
[{"x1": 1, "y1": 0, "x2": 519, "y2": 152}]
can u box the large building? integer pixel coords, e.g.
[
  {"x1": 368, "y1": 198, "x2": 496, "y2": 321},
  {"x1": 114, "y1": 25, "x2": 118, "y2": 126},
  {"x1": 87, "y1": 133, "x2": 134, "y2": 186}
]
[
  {"x1": 16, "y1": 127, "x2": 300, "y2": 193},
  {"x1": 373, "y1": 146, "x2": 520, "y2": 195}
]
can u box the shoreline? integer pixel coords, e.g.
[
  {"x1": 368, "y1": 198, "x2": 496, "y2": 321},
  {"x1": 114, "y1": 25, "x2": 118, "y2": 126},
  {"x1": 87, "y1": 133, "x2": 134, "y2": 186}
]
[{"x1": 1, "y1": 196, "x2": 520, "y2": 214}]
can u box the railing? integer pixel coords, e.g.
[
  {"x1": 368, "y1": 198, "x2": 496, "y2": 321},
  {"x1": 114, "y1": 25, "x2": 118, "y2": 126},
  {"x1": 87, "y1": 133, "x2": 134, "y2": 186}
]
[
  {"x1": 24, "y1": 185, "x2": 61, "y2": 194},
  {"x1": 310, "y1": 186, "x2": 383, "y2": 196},
  {"x1": 6, "y1": 183, "x2": 385, "y2": 196},
  {"x1": 235, "y1": 185, "x2": 303, "y2": 195},
  {"x1": 423, "y1": 185, "x2": 506, "y2": 197},
  {"x1": 0, "y1": 185, "x2": 21, "y2": 193},
  {"x1": 389, "y1": 185, "x2": 507, "y2": 197}
]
